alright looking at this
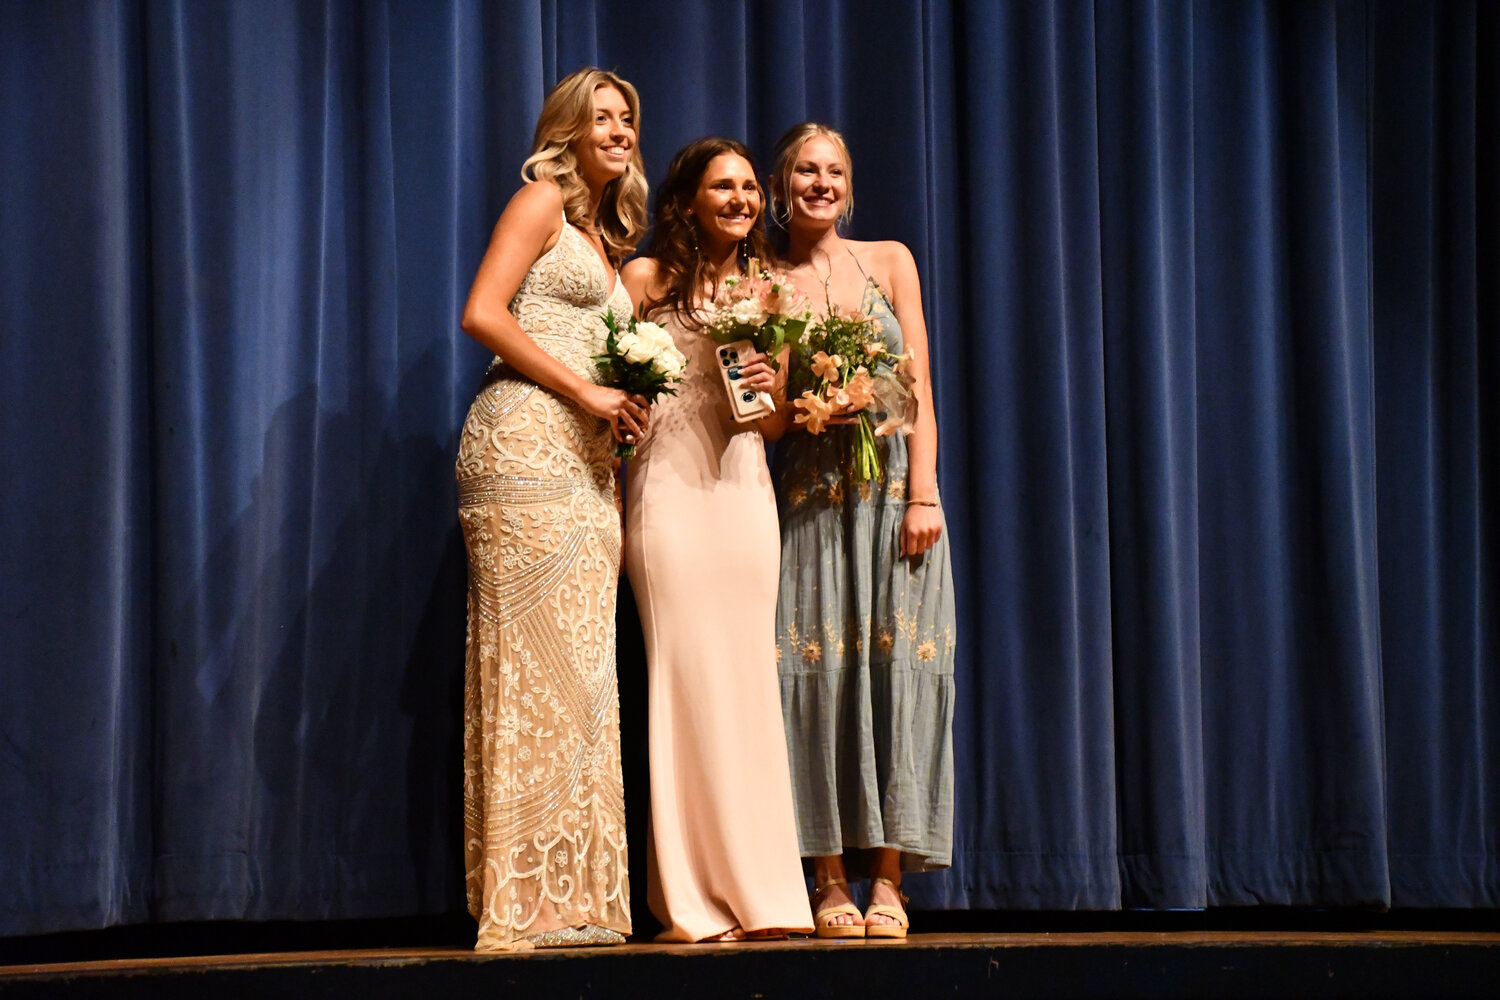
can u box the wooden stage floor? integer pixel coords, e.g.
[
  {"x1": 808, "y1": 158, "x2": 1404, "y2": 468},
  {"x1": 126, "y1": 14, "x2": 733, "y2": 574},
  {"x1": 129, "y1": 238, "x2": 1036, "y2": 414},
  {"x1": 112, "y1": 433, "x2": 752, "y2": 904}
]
[{"x1": 5, "y1": 930, "x2": 1500, "y2": 998}]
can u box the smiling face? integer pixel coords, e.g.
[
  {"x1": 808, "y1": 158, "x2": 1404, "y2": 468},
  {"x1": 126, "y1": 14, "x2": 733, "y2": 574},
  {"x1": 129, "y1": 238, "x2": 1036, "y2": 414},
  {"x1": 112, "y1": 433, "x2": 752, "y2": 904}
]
[
  {"x1": 687, "y1": 152, "x2": 762, "y2": 253},
  {"x1": 571, "y1": 85, "x2": 636, "y2": 191},
  {"x1": 784, "y1": 133, "x2": 850, "y2": 228}
]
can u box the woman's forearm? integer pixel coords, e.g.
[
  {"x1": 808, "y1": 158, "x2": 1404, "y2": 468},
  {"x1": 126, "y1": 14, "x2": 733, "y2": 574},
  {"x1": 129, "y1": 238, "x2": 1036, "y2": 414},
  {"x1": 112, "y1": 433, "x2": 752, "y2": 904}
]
[{"x1": 905, "y1": 378, "x2": 939, "y2": 498}]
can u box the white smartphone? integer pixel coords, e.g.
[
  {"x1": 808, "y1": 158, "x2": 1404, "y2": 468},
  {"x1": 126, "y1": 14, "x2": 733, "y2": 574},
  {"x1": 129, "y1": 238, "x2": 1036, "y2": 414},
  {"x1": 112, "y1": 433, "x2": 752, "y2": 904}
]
[{"x1": 715, "y1": 340, "x2": 775, "y2": 423}]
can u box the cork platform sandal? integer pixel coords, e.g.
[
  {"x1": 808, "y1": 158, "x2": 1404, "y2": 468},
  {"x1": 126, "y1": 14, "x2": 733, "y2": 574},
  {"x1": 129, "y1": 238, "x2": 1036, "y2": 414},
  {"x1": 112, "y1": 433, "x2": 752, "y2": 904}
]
[
  {"x1": 863, "y1": 877, "x2": 909, "y2": 940},
  {"x1": 811, "y1": 878, "x2": 866, "y2": 939}
]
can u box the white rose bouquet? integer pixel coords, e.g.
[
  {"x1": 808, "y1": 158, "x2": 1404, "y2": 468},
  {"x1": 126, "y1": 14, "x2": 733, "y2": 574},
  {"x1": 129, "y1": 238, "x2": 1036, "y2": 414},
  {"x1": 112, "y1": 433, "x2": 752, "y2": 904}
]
[
  {"x1": 791, "y1": 307, "x2": 917, "y2": 482},
  {"x1": 594, "y1": 309, "x2": 688, "y2": 458}
]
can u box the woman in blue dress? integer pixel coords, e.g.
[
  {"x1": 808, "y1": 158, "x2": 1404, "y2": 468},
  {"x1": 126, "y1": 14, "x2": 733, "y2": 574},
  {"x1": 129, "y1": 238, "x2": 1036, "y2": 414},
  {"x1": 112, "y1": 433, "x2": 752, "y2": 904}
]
[{"x1": 765, "y1": 122, "x2": 956, "y2": 940}]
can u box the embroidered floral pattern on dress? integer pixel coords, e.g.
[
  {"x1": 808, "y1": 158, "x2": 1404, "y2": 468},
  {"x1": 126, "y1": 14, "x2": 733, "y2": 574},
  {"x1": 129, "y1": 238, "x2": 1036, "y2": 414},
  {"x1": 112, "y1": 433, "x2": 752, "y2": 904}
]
[
  {"x1": 772, "y1": 271, "x2": 957, "y2": 870},
  {"x1": 780, "y1": 617, "x2": 955, "y2": 676},
  {"x1": 777, "y1": 439, "x2": 915, "y2": 511}
]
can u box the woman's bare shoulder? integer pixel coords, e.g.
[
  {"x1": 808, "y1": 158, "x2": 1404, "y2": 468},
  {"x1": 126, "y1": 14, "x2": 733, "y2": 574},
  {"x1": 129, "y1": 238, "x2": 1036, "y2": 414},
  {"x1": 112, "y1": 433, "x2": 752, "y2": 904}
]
[
  {"x1": 621, "y1": 255, "x2": 665, "y2": 305},
  {"x1": 844, "y1": 238, "x2": 913, "y2": 273},
  {"x1": 509, "y1": 178, "x2": 565, "y2": 214},
  {"x1": 620, "y1": 255, "x2": 660, "y2": 282}
]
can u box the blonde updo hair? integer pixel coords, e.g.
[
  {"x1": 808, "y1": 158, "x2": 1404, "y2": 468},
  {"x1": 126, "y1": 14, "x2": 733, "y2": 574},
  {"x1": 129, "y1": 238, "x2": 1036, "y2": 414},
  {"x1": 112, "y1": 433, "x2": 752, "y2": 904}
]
[
  {"x1": 521, "y1": 67, "x2": 649, "y2": 264},
  {"x1": 770, "y1": 121, "x2": 854, "y2": 229}
]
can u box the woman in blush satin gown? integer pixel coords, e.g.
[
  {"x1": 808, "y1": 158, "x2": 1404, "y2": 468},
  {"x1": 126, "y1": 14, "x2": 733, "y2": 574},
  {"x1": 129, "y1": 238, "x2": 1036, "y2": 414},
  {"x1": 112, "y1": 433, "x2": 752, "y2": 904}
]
[
  {"x1": 619, "y1": 137, "x2": 814, "y2": 943},
  {"x1": 455, "y1": 67, "x2": 651, "y2": 952}
]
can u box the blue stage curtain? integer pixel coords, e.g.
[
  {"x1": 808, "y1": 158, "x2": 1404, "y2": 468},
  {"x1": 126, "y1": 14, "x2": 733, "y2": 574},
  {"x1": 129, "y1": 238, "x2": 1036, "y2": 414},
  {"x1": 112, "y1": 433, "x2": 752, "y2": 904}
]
[
  {"x1": 1370, "y1": 0, "x2": 1500, "y2": 907},
  {"x1": 0, "y1": 1, "x2": 1494, "y2": 935}
]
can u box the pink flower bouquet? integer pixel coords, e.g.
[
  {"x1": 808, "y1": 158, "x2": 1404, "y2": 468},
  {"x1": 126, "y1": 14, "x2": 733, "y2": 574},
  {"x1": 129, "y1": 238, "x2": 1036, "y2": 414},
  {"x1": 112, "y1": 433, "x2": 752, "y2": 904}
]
[{"x1": 704, "y1": 258, "x2": 812, "y2": 361}]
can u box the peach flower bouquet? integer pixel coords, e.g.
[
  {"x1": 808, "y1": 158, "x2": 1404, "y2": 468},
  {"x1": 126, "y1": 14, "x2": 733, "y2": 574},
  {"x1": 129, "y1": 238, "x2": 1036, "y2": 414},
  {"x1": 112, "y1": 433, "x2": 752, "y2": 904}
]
[{"x1": 791, "y1": 307, "x2": 917, "y2": 481}]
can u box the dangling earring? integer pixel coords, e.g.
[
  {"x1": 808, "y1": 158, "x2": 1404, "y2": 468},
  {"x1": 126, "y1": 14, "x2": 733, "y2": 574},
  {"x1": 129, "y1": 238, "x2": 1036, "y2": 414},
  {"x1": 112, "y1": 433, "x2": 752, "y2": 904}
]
[
  {"x1": 690, "y1": 224, "x2": 700, "y2": 255},
  {"x1": 738, "y1": 238, "x2": 750, "y2": 270}
]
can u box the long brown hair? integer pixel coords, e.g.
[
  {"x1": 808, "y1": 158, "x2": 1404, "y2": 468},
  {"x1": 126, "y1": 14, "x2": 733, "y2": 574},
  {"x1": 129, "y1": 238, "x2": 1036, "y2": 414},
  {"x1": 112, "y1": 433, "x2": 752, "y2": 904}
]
[
  {"x1": 640, "y1": 137, "x2": 776, "y2": 324},
  {"x1": 521, "y1": 67, "x2": 648, "y2": 264}
]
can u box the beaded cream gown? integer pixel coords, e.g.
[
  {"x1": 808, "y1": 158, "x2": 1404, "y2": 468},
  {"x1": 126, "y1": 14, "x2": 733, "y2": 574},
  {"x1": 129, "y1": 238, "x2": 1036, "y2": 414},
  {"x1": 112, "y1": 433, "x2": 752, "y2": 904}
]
[
  {"x1": 456, "y1": 218, "x2": 634, "y2": 951},
  {"x1": 624, "y1": 311, "x2": 814, "y2": 942}
]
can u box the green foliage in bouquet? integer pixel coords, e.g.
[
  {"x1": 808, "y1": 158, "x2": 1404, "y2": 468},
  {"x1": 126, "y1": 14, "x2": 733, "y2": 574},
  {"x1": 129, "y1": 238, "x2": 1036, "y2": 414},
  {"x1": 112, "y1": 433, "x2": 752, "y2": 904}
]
[
  {"x1": 790, "y1": 306, "x2": 917, "y2": 482},
  {"x1": 593, "y1": 309, "x2": 688, "y2": 457},
  {"x1": 703, "y1": 259, "x2": 813, "y2": 365}
]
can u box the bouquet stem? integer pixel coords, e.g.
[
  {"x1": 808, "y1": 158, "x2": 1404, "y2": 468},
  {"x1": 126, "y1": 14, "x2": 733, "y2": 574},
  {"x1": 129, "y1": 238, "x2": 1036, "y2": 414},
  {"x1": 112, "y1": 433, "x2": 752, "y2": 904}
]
[
  {"x1": 615, "y1": 441, "x2": 636, "y2": 460},
  {"x1": 854, "y1": 412, "x2": 881, "y2": 482}
]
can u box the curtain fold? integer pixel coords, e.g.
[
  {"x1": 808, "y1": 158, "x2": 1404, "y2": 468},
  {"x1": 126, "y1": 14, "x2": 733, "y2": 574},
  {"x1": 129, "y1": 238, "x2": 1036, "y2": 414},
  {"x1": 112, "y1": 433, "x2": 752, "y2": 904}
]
[
  {"x1": 1193, "y1": 0, "x2": 1389, "y2": 906},
  {"x1": 1371, "y1": 0, "x2": 1500, "y2": 907},
  {"x1": 1095, "y1": 0, "x2": 1204, "y2": 910},
  {"x1": 0, "y1": 0, "x2": 155, "y2": 933},
  {"x1": 1, "y1": 0, "x2": 1494, "y2": 935},
  {"x1": 933, "y1": 0, "x2": 1122, "y2": 911}
]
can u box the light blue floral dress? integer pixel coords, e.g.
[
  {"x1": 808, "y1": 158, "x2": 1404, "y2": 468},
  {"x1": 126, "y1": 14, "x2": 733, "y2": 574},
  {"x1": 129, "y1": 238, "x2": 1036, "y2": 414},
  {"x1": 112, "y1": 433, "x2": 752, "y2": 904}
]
[{"x1": 772, "y1": 275, "x2": 956, "y2": 872}]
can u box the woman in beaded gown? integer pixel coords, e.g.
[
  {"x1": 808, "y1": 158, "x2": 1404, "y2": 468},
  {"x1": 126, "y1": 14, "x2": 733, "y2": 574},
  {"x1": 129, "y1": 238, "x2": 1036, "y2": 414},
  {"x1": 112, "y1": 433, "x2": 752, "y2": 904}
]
[
  {"x1": 764, "y1": 123, "x2": 956, "y2": 940},
  {"x1": 619, "y1": 138, "x2": 814, "y2": 943},
  {"x1": 455, "y1": 68, "x2": 651, "y2": 952}
]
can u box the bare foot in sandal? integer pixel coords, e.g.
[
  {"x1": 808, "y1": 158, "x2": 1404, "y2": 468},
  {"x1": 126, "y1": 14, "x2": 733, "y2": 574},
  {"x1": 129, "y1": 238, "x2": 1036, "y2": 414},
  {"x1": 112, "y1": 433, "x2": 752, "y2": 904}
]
[
  {"x1": 865, "y1": 849, "x2": 909, "y2": 939},
  {"x1": 811, "y1": 856, "x2": 865, "y2": 939},
  {"x1": 864, "y1": 877, "x2": 909, "y2": 938}
]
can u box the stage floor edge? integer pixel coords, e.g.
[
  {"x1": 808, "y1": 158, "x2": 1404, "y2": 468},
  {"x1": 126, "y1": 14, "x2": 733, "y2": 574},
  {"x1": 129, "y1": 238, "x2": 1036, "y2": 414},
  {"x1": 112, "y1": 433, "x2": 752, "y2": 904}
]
[{"x1": 3, "y1": 931, "x2": 1500, "y2": 999}]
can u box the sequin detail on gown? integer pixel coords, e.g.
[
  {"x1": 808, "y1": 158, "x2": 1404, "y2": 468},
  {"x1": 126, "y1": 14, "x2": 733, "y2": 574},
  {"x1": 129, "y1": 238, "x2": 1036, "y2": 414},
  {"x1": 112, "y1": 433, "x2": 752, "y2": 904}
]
[{"x1": 456, "y1": 219, "x2": 635, "y2": 950}]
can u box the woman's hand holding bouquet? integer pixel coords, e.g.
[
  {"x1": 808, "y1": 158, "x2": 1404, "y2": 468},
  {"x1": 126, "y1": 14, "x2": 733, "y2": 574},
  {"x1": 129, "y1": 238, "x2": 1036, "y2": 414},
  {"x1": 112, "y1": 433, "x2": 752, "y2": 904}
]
[{"x1": 593, "y1": 310, "x2": 688, "y2": 458}]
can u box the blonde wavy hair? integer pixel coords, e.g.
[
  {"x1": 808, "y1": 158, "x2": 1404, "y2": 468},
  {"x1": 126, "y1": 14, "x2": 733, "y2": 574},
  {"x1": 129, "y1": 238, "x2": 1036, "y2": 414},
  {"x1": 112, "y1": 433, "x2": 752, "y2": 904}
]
[
  {"x1": 770, "y1": 121, "x2": 854, "y2": 229},
  {"x1": 521, "y1": 67, "x2": 648, "y2": 264}
]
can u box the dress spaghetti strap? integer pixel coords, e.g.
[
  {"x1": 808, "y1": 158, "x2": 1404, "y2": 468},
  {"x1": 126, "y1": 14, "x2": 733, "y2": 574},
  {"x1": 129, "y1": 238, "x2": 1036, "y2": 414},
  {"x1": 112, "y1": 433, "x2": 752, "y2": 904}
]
[{"x1": 846, "y1": 246, "x2": 896, "y2": 315}]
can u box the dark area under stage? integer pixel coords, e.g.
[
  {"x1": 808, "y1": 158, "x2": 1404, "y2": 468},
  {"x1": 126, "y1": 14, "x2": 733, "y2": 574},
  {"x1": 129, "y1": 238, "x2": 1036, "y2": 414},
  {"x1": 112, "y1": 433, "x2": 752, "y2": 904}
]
[{"x1": 3, "y1": 911, "x2": 1500, "y2": 999}]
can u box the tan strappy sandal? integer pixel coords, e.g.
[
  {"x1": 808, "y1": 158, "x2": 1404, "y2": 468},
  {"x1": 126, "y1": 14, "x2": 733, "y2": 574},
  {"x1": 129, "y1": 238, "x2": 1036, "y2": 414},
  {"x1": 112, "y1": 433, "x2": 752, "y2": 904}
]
[
  {"x1": 863, "y1": 877, "x2": 910, "y2": 939},
  {"x1": 811, "y1": 878, "x2": 865, "y2": 939}
]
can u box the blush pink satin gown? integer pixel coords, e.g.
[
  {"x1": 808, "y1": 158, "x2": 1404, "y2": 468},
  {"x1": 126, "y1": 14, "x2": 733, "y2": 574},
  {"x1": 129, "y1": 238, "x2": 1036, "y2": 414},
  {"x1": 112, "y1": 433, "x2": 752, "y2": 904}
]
[{"x1": 624, "y1": 311, "x2": 814, "y2": 942}]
